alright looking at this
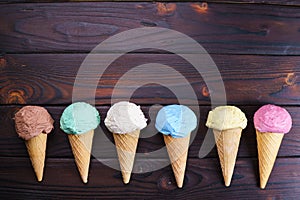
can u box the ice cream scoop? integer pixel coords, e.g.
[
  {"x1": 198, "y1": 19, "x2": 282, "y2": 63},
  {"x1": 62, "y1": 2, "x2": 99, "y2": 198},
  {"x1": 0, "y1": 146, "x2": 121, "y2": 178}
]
[
  {"x1": 104, "y1": 101, "x2": 147, "y2": 134},
  {"x1": 60, "y1": 102, "x2": 100, "y2": 183},
  {"x1": 155, "y1": 105, "x2": 197, "y2": 188},
  {"x1": 155, "y1": 104, "x2": 197, "y2": 138},
  {"x1": 104, "y1": 101, "x2": 147, "y2": 184},
  {"x1": 60, "y1": 102, "x2": 100, "y2": 135},
  {"x1": 254, "y1": 104, "x2": 292, "y2": 134},
  {"x1": 254, "y1": 104, "x2": 292, "y2": 189},
  {"x1": 206, "y1": 106, "x2": 247, "y2": 187},
  {"x1": 15, "y1": 106, "x2": 54, "y2": 182},
  {"x1": 206, "y1": 105, "x2": 247, "y2": 131},
  {"x1": 15, "y1": 106, "x2": 54, "y2": 140}
]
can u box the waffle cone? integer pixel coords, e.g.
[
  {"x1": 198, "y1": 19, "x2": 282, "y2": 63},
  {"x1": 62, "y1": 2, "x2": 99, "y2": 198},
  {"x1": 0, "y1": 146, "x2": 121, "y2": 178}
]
[
  {"x1": 68, "y1": 129, "x2": 94, "y2": 183},
  {"x1": 113, "y1": 130, "x2": 140, "y2": 184},
  {"x1": 256, "y1": 130, "x2": 284, "y2": 189},
  {"x1": 25, "y1": 133, "x2": 47, "y2": 182},
  {"x1": 213, "y1": 128, "x2": 242, "y2": 187},
  {"x1": 163, "y1": 133, "x2": 191, "y2": 188}
]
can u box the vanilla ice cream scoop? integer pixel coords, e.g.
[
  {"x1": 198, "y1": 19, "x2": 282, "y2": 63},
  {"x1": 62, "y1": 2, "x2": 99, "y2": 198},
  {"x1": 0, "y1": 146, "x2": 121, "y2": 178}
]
[{"x1": 104, "y1": 101, "x2": 147, "y2": 134}]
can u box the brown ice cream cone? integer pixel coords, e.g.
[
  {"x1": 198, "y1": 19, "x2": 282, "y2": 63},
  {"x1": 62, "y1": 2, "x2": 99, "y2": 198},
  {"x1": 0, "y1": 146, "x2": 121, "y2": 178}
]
[
  {"x1": 113, "y1": 129, "x2": 140, "y2": 184},
  {"x1": 163, "y1": 133, "x2": 191, "y2": 188},
  {"x1": 213, "y1": 128, "x2": 242, "y2": 187},
  {"x1": 25, "y1": 133, "x2": 47, "y2": 182},
  {"x1": 256, "y1": 130, "x2": 284, "y2": 189},
  {"x1": 68, "y1": 129, "x2": 94, "y2": 183}
]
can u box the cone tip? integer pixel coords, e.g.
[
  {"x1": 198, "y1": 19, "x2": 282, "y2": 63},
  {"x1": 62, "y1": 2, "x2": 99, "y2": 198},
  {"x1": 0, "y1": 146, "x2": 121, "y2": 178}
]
[
  {"x1": 260, "y1": 176, "x2": 268, "y2": 189},
  {"x1": 177, "y1": 182, "x2": 183, "y2": 188},
  {"x1": 175, "y1": 175, "x2": 184, "y2": 188},
  {"x1": 260, "y1": 182, "x2": 267, "y2": 189},
  {"x1": 122, "y1": 172, "x2": 131, "y2": 184},
  {"x1": 81, "y1": 176, "x2": 88, "y2": 183},
  {"x1": 36, "y1": 171, "x2": 43, "y2": 182},
  {"x1": 225, "y1": 178, "x2": 231, "y2": 187}
]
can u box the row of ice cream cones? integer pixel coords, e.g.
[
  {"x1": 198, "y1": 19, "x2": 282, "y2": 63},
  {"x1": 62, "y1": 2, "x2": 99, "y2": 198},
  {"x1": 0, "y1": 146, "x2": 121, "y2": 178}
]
[{"x1": 14, "y1": 103, "x2": 292, "y2": 190}]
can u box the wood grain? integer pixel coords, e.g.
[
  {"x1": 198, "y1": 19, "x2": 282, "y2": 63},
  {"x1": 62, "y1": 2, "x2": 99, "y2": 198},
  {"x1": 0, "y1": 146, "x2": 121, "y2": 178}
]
[
  {"x1": 0, "y1": 54, "x2": 299, "y2": 105},
  {"x1": 1, "y1": 0, "x2": 300, "y2": 5},
  {"x1": 1, "y1": 105, "x2": 299, "y2": 158},
  {"x1": 1, "y1": 2, "x2": 300, "y2": 55},
  {"x1": 0, "y1": 157, "x2": 300, "y2": 199},
  {"x1": 1, "y1": 0, "x2": 300, "y2": 6}
]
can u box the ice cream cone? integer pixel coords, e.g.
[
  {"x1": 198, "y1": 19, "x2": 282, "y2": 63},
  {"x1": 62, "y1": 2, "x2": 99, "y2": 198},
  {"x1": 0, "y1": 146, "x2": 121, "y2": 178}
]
[
  {"x1": 68, "y1": 129, "x2": 94, "y2": 183},
  {"x1": 163, "y1": 133, "x2": 191, "y2": 188},
  {"x1": 213, "y1": 128, "x2": 242, "y2": 187},
  {"x1": 256, "y1": 130, "x2": 284, "y2": 189},
  {"x1": 25, "y1": 133, "x2": 47, "y2": 182},
  {"x1": 113, "y1": 129, "x2": 140, "y2": 184}
]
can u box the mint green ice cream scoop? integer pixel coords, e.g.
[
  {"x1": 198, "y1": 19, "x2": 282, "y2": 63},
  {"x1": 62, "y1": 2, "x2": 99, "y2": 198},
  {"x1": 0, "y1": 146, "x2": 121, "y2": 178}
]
[{"x1": 60, "y1": 102, "x2": 100, "y2": 134}]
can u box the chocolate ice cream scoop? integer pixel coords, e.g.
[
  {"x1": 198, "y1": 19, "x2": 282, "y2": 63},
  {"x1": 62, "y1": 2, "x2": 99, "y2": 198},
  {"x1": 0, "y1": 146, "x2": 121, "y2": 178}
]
[{"x1": 15, "y1": 106, "x2": 54, "y2": 140}]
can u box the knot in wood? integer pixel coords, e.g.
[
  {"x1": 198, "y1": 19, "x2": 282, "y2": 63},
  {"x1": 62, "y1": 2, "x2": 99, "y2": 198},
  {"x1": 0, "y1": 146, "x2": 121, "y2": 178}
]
[
  {"x1": 156, "y1": 3, "x2": 177, "y2": 16},
  {"x1": 157, "y1": 173, "x2": 177, "y2": 191},
  {"x1": 202, "y1": 85, "x2": 210, "y2": 97},
  {"x1": 7, "y1": 90, "x2": 26, "y2": 104}
]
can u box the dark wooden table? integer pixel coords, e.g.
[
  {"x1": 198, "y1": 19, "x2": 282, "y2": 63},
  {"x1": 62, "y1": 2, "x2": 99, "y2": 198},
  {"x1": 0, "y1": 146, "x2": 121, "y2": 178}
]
[{"x1": 1, "y1": 1, "x2": 300, "y2": 199}]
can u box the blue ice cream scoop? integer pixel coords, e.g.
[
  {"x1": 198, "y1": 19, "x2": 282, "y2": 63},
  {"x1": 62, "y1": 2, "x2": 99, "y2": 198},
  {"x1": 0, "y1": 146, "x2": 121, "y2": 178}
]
[{"x1": 155, "y1": 105, "x2": 197, "y2": 138}]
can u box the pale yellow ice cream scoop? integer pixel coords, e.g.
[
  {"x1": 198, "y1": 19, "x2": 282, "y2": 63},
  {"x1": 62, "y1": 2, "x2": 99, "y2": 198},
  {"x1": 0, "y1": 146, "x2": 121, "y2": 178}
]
[{"x1": 206, "y1": 106, "x2": 247, "y2": 131}]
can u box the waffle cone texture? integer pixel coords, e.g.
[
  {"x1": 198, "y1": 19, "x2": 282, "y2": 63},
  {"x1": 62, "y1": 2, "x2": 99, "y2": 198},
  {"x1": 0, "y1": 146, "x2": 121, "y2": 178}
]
[
  {"x1": 256, "y1": 130, "x2": 284, "y2": 189},
  {"x1": 68, "y1": 129, "x2": 94, "y2": 183},
  {"x1": 25, "y1": 133, "x2": 47, "y2": 182},
  {"x1": 113, "y1": 130, "x2": 140, "y2": 184},
  {"x1": 213, "y1": 128, "x2": 242, "y2": 187},
  {"x1": 163, "y1": 133, "x2": 191, "y2": 188}
]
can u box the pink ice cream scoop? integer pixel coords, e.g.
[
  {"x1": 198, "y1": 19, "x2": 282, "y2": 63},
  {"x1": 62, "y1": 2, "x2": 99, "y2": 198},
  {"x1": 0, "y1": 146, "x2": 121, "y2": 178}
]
[{"x1": 254, "y1": 104, "x2": 292, "y2": 134}]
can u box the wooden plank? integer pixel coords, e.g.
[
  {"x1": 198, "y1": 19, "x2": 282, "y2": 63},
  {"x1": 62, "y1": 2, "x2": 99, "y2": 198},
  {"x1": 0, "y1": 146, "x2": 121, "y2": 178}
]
[
  {"x1": 1, "y1": 0, "x2": 300, "y2": 6},
  {"x1": 1, "y1": 105, "x2": 299, "y2": 158},
  {"x1": 0, "y1": 157, "x2": 300, "y2": 199},
  {"x1": 0, "y1": 54, "x2": 300, "y2": 105},
  {"x1": 1, "y1": 2, "x2": 300, "y2": 55}
]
